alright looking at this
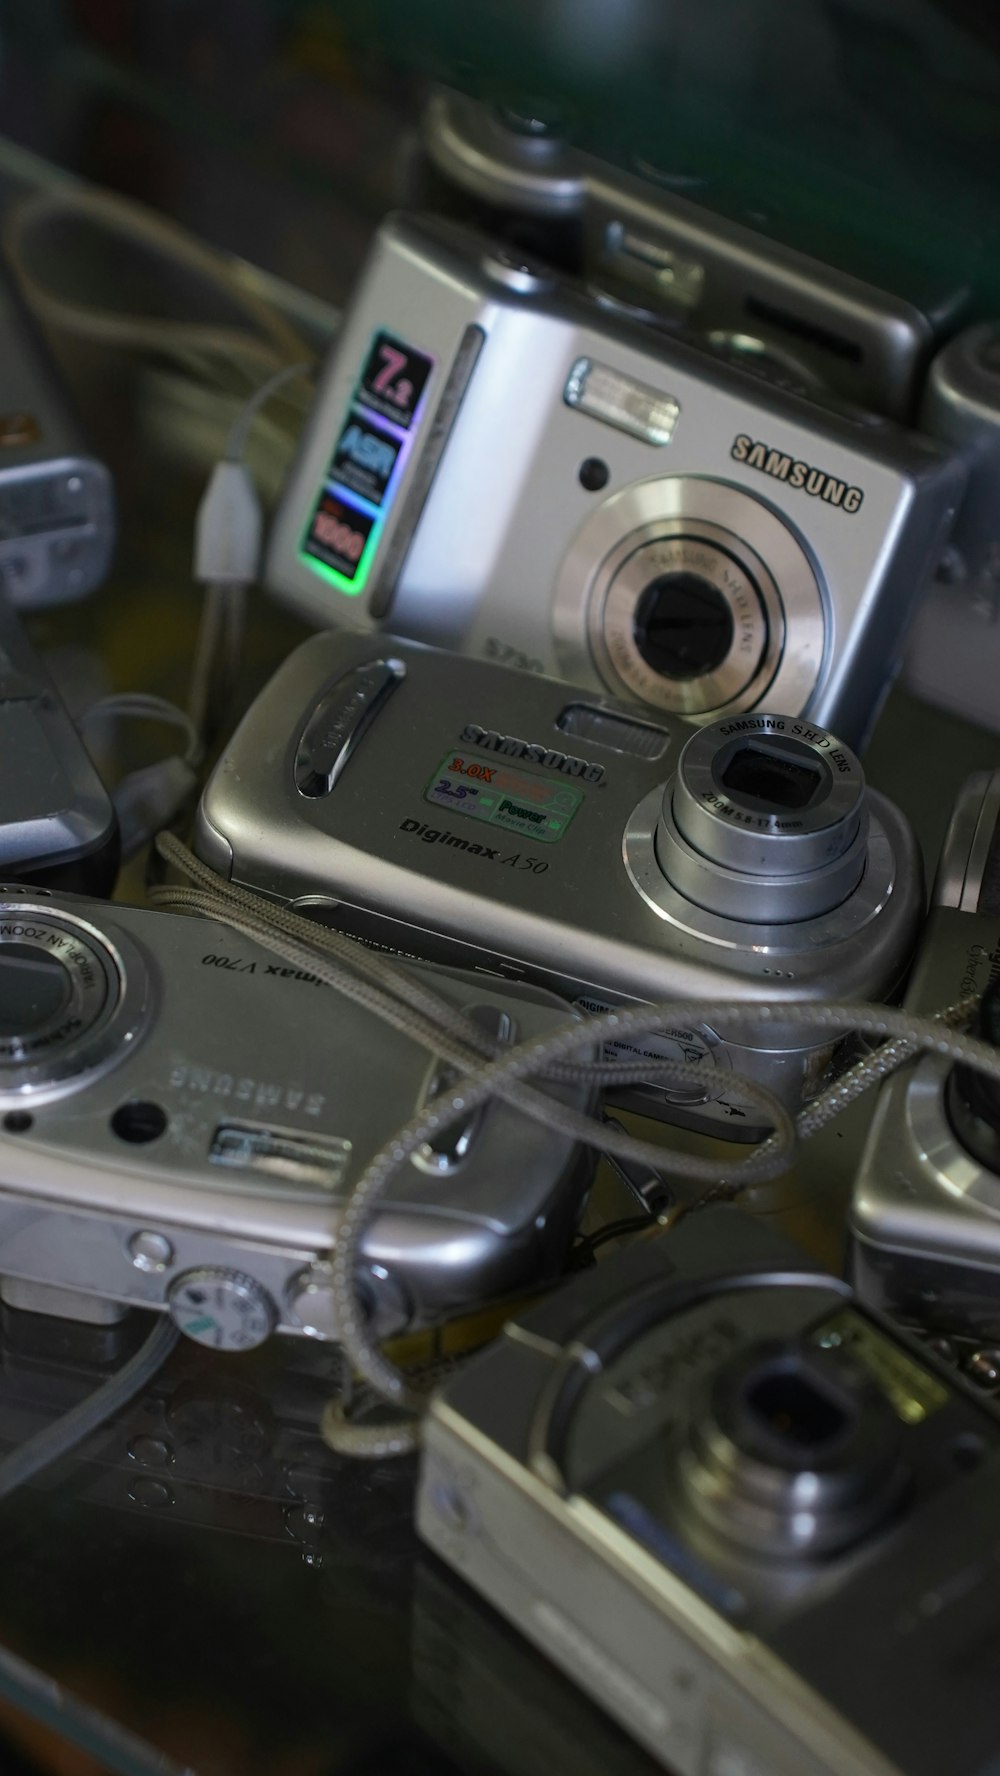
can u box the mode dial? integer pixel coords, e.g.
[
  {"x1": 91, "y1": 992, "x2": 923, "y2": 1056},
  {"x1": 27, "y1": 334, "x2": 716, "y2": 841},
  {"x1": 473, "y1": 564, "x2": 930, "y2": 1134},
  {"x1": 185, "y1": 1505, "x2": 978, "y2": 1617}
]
[{"x1": 167, "y1": 1268, "x2": 276, "y2": 1352}]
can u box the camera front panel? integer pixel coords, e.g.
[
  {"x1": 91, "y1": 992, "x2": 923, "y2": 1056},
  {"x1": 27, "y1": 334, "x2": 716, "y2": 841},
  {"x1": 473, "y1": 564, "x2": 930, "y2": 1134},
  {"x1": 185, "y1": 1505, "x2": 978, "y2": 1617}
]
[
  {"x1": 267, "y1": 215, "x2": 963, "y2": 750},
  {"x1": 196, "y1": 632, "x2": 923, "y2": 1136},
  {"x1": 419, "y1": 1214, "x2": 1000, "y2": 1776}
]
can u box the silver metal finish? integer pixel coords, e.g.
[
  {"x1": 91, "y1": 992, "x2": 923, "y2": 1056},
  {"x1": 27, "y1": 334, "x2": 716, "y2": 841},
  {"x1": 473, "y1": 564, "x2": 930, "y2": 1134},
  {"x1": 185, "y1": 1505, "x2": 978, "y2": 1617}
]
[
  {"x1": 563, "y1": 358, "x2": 680, "y2": 445},
  {"x1": 650, "y1": 715, "x2": 869, "y2": 923},
  {"x1": 0, "y1": 905, "x2": 149, "y2": 1105},
  {"x1": 480, "y1": 247, "x2": 554, "y2": 296},
  {"x1": 195, "y1": 631, "x2": 923, "y2": 1136},
  {"x1": 625, "y1": 788, "x2": 899, "y2": 959},
  {"x1": 418, "y1": 1214, "x2": 998, "y2": 1776},
  {"x1": 423, "y1": 90, "x2": 585, "y2": 216},
  {"x1": 293, "y1": 656, "x2": 406, "y2": 797},
  {"x1": 904, "y1": 323, "x2": 1000, "y2": 732},
  {"x1": 932, "y1": 769, "x2": 1000, "y2": 914},
  {"x1": 266, "y1": 213, "x2": 962, "y2": 750},
  {"x1": 0, "y1": 1276, "x2": 128, "y2": 1323},
  {"x1": 420, "y1": 89, "x2": 960, "y2": 417},
  {"x1": 559, "y1": 475, "x2": 823, "y2": 721},
  {"x1": 0, "y1": 889, "x2": 595, "y2": 1340},
  {"x1": 852, "y1": 768, "x2": 1000, "y2": 1330},
  {"x1": 128, "y1": 1230, "x2": 174, "y2": 1273},
  {"x1": 286, "y1": 1262, "x2": 339, "y2": 1340}
]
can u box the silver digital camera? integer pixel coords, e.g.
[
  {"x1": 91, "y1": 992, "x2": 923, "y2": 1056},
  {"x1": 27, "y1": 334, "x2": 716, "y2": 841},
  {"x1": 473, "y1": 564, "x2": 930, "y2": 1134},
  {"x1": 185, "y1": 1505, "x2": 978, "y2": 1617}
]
[
  {"x1": 418, "y1": 1209, "x2": 1000, "y2": 1776},
  {"x1": 0, "y1": 592, "x2": 118, "y2": 894},
  {"x1": 902, "y1": 323, "x2": 1000, "y2": 733},
  {"x1": 264, "y1": 211, "x2": 962, "y2": 749},
  {"x1": 852, "y1": 767, "x2": 1000, "y2": 1337},
  {"x1": 195, "y1": 631, "x2": 924, "y2": 1139},
  {"x1": 0, "y1": 884, "x2": 594, "y2": 1345}
]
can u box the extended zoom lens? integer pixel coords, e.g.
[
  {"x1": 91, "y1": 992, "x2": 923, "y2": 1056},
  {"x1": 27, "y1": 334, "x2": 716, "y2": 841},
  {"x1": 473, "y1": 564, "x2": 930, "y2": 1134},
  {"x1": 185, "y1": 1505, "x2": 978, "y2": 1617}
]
[
  {"x1": 653, "y1": 714, "x2": 869, "y2": 923},
  {"x1": 676, "y1": 1338, "x2": 906, "y2": 1559}
]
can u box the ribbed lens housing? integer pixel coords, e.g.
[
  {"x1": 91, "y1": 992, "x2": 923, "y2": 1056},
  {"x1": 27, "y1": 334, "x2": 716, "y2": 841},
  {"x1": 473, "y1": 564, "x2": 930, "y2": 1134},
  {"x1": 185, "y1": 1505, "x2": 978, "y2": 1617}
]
[{"x1": 654, "y1": 714, "x2": 869, "y2": 923}]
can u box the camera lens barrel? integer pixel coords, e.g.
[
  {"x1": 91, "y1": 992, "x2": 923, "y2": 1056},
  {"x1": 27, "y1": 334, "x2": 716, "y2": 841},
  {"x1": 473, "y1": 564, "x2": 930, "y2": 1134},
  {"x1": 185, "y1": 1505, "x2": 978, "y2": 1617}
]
[
  {"x1": 677, "y1": 1338, "x2": 906, "y2": 1559},
  {"x1": 654, "y1": 715, "x2": 868, "y2": 923},
  {"x1": 0, "y1": 899, "x2": 145, "y2": 1102}
]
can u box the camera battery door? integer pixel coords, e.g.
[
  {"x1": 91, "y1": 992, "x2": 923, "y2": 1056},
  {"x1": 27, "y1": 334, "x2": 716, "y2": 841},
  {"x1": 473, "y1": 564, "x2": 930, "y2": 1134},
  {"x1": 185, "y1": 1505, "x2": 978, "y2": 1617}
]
[
  {"x1": 852, "y1": 767, "x2": 1000, "y2": 1336},
  {"x1": 0, "y1": 598, "x2": 118, "y2": 895},
  {"x1": 418, "y1": 1209, "x2": 1000, "y2": 1776},
  {"x1": 194, "y1": 631, "x2": 925, "y2": 1140},
  {"x1": 265, "y1": 212, "x2": 963, "y2": 751},
  {"x1": 0, "y1": 892, "x2": 595, "y2": 1344}
]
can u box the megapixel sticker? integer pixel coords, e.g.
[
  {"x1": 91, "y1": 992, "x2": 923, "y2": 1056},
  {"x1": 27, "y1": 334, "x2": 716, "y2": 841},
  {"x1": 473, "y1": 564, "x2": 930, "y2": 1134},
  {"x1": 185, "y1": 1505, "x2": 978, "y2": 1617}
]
[{"x1": 300, "y1": 331, "x2": 436, "y2": 597}]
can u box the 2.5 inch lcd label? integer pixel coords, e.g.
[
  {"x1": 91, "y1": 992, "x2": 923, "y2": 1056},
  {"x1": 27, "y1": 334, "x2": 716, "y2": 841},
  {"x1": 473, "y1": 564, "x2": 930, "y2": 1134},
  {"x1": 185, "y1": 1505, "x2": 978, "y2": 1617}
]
[
  {"x1": 300, "y1": 330, "x2": 435, "y2": 595},
  {"x1": 425, "y1": 753, "x2": 583, "y2": 843}
]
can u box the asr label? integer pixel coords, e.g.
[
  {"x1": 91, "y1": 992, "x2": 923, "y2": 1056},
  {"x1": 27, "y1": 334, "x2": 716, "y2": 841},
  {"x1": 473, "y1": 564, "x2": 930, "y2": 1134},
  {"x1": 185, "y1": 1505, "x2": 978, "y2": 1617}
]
[{"x1": 424, "y1": 752, "x2": 583, "y2": 843}]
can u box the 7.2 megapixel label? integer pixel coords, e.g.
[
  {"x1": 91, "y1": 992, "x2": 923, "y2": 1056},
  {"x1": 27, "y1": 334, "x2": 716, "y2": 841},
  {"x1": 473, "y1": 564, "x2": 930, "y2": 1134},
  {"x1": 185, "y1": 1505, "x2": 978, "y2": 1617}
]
[
  {"x1": 424, "y1": 752, "x2": 583, "y2": 843},
  {"x1": 300, "y1": 330, "x2": 435, "y2": 594}
]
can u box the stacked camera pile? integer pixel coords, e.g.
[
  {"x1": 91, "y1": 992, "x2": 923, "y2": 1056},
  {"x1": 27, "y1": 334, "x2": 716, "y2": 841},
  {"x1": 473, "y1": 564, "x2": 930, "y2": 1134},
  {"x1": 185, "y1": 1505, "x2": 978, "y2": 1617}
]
[{"x1": 8, "y1": 108, "x2": 1000, "y2": 1776}]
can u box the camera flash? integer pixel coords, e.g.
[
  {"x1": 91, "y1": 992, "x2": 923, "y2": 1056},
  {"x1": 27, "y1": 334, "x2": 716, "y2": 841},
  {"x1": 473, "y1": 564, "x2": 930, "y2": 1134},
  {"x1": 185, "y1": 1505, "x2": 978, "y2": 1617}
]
[{"x1": 564, "y1": 357, "x2": 680, "y2": 445}]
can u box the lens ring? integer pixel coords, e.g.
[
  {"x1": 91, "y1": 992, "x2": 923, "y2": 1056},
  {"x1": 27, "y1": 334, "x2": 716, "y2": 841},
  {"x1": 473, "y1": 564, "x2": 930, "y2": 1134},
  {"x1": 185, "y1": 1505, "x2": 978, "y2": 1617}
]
[
  {"x1": 650, "y1": 716, "x2": 868, "y2": 922},
  {"x1": 676, "y1": 1338, "x2": 906, "y2": 1559},
  {"x1": 600, "y1": 529, "x2": 773, "y2": 715},
  {"x1": 552, "y1": 476, "x2": 825, "y2": 721},
  {"x1": 0, "y1": 902, "x2": 150, "y2": 1104}
]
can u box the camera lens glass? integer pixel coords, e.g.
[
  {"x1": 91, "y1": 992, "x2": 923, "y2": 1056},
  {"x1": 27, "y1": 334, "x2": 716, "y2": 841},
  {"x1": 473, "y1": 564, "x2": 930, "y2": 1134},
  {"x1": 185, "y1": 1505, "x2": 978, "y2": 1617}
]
[
  {"x1": 719, "y1": 742, "x2": 824, "y2": 813},
  {"x1": 632, "y1": 571, "x2": 734, "y2": 681},
  {"x1": 0, "y1": 944, "x2": 71, "y2": 1039},
  {"x1": 646, "y1": 718, "x2": 867, "y2": 925},
  {"x1": 742, "y1": 1365, "x2": 851, "y2": 1455}
]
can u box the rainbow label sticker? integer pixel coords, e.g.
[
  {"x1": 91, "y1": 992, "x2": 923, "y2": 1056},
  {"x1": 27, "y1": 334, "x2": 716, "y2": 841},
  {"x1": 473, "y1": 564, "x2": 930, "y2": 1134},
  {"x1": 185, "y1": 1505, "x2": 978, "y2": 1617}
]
[
  {"x1": 424, "y1": 753, "x2": 584, "y2": 843},
  {"x1": 300, "y1": 330, "x2": 435, "y2": 596}
]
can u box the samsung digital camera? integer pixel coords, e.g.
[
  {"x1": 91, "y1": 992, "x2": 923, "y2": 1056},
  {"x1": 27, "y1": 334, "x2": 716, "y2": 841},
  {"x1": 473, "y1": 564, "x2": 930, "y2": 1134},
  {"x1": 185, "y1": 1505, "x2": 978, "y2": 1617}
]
[
  {"x1": 264, "y1": 212, "x2": 962, "y2": 749},
  {"x1": 852, "y1": 767, "x2": 1000, "y2": 1337},
  {"x1": 418, "y1": 1208, "x2": 1000, "y2": 1776},
  {"x1": 0, "y1": 884, "x2": 594, "y2": 1345},
  {"x1": 195, "y1": 632, "x2": 924, "y2": 1139},
  {"x1": 0, "y1": 591, "x2": 118, "y2": 894}
]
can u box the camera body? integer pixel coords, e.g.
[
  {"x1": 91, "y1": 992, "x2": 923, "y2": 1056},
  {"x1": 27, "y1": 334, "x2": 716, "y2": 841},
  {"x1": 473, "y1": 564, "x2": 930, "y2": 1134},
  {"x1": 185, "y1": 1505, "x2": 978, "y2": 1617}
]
[
  {"x1": 416, "y1": 89, "x2": 966, "y2": 420},
  {"x1": 0, "y1": 884, "x2": 594, "y2": 1344},
  {"x1": 852, "y1": 768, "x2": 1000, "y2": 1337},
  {"x1": 195, "y1": 631, "x2": 924, "y2": 1140},
  {"x1": 418, "y1": 1209, "x2": 1000, "y2": 1776},
  {"x1": 0, "y1": 593, "x2": 118, "y2": 894},
  {"x1": 264, "y1": 213, "x2": 963, "y2": 749},
  {"x1": 0, "y1": 259, "x2": 114, "y2": 610},
  {"x1": 902, "y1": 324, "x2": 1000, "y2": 733}
]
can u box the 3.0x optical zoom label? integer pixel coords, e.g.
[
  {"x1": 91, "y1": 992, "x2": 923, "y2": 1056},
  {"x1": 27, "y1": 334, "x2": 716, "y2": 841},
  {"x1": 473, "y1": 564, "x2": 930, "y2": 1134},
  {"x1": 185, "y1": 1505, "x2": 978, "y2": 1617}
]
[{"x1": 424, "y1": 753, "x2": 584, "y2": 843}]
